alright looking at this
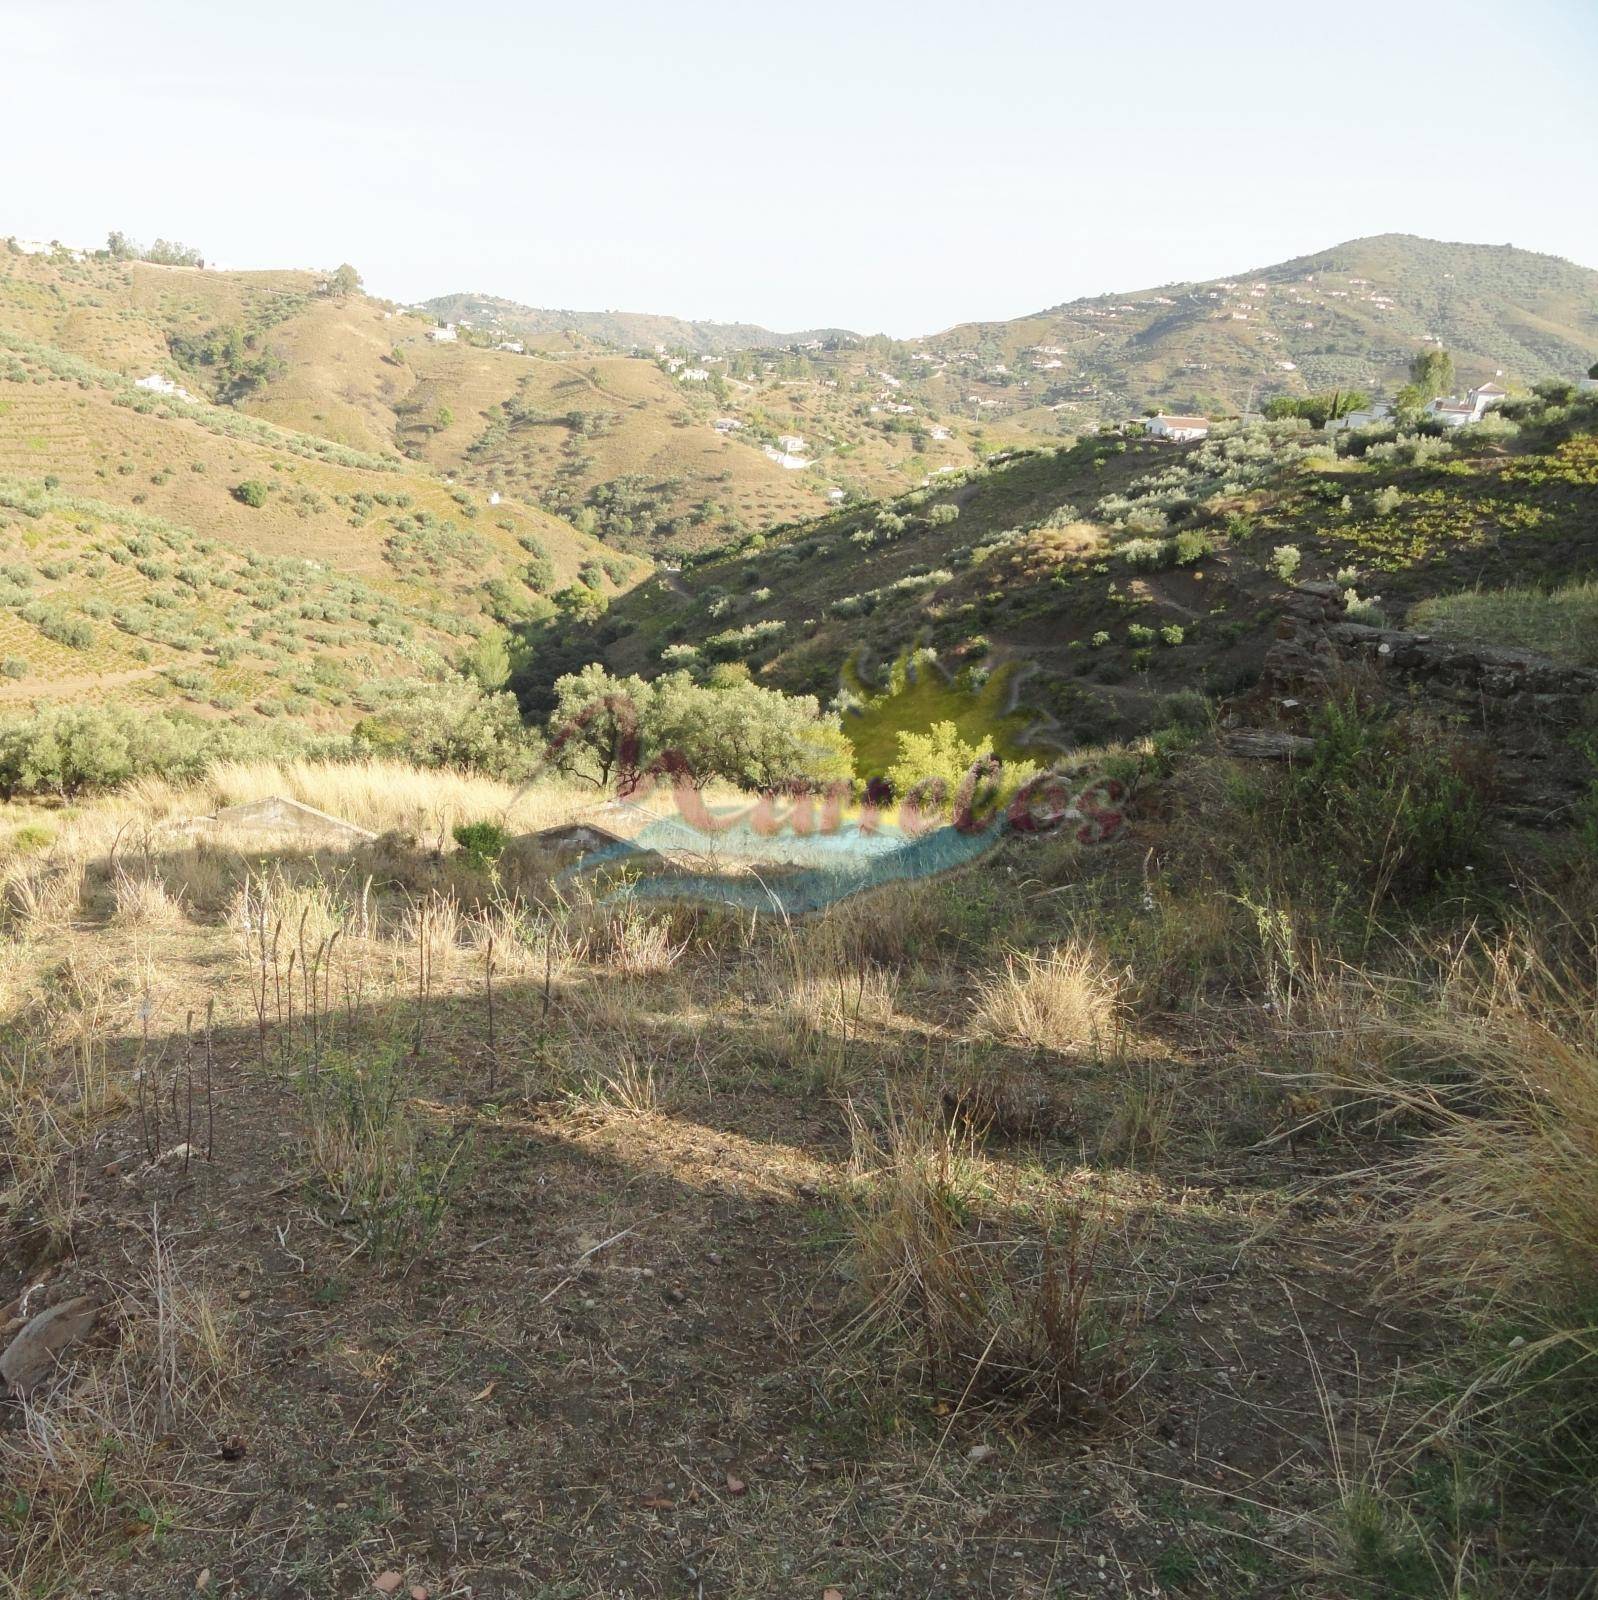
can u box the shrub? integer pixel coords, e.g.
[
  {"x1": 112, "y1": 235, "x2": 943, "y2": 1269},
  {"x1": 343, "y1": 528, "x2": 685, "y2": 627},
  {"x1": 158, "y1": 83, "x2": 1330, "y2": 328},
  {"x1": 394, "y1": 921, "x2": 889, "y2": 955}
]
[
  {"x1": 0, "y1": 657, "x2": 26, "y2": 680},
  {"x1": 1270, "y1": 544, "x2": 1302, "y2": 583},
  {"x1": 1119, "y1": 537, "x2": 1169, "y2": 572},
  {"x1": 452, "y1": 819, "x2": 508, "y2": 869},
  {"x1": 233, "y1": 480, "x2": 269, "y2": 508},
  {"x1": 843, "y1": 1091, "x2": 1131, "y2": 1423},
  {"x1": 1171, "y1": 531, "x2": 1213, "y2": 565},
  {"x1": 1276, "y1": 696, "x2": 1491, "y2": 900}
]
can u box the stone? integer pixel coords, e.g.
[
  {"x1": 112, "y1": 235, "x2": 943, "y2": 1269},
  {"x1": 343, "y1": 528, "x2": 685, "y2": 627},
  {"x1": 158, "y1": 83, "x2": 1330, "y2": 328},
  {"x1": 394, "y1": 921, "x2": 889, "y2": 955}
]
[{"x1": 0, "y1": 1295, "x2": 99, "y2": 1395}]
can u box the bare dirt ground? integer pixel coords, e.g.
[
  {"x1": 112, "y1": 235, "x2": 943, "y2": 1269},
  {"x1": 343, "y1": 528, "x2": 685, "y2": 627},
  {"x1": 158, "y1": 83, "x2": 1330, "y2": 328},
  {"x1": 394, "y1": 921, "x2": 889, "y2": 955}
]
[{"x1": 0, "y1": 829, "x2": 1471, "y2": 1600}]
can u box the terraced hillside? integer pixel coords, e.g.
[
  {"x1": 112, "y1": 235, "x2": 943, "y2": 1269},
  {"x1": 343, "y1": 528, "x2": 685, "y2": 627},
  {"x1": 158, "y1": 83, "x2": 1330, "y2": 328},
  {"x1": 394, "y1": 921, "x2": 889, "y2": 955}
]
[
  {"x1": 0, "y1": 251, "x2": 627, "y2": 722},
  {"x1": 0, "y1": 248, "x2": 995, "y2": 557},
  {"x1": 912, "y1": 234, "x2": 1598, "y2": 429},
  {"x1": 520, "y1": 386, "x2": 1598, "y2": 772},
  {"x1": 422, "y1": 291, "x2": 854, "y2": 356}
]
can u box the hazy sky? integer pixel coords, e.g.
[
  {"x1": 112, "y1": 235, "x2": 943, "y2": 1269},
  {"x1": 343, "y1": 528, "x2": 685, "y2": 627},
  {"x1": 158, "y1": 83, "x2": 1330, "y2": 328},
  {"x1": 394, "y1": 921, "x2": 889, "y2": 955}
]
[{"x1": 6, "y1": 0, "x2": 1595, "y2": 335}]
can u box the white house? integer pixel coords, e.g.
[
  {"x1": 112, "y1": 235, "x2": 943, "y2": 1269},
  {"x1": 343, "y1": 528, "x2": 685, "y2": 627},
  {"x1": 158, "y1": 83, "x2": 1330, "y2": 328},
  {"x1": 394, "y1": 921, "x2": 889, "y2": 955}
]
[
  {"x1": 1143, "y1": 414, "x2": 1210, "y2": 442},
  {"x1": 678, "y1": 367, "x2": 710, "y2": 382},
  {"x1": 429, "y1": 324, "x2": 457, "y2": 343},
  {"x1": 1424, "y1": 383, "x2": 1508, "y2": 429},
  {"x1": 134, "y1": 372, "x2": 199, "y2": 403},
  {"x1": 711, "y1": 417, "x2": 742, "y2": 433},
  {"x1": 496, "y1": 340, "x2": 525, "y2": 354},
  {"x1": 777, "y1": 434, "x2": 806, "y2": 453}
]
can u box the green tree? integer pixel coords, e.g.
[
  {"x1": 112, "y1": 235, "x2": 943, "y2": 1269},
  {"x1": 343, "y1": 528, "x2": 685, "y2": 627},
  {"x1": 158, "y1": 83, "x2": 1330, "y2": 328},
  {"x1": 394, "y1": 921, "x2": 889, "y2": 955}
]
[
  {"x1": 462, "y1": 625, "x2": 512, "y2": 690},
  {"x1": 1408, "y1": 349, "x2": 1454, "y2": 402},
  {"x1": 351, "y1": 679, "x2": 539, "y2": 778},
  {"x1": 233, "y1": 479, "x2": 268, "y2": 508},
  {"x1": 434, "y1": 406, "x2": 454, "y2": 432},
  {"x1": 329, "y1": 263, "x2": 362, "y2": 296}
]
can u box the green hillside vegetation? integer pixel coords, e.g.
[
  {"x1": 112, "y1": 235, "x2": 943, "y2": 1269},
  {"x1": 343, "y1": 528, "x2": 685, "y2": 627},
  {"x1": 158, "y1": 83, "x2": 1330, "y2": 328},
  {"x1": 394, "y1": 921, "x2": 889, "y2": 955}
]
[
  {"x1": 914, "y1": 233, "x2": 1598, "y2": 431},
  {"x1": 521, "y1": 384, "x2": 1598, "y2": 769},
  {"x1": 1411, "y1": 578, "x2": 1598, "y2": 667},
  {"x1": 0, "y1": 246, "x2": 631, "y2": 728}
]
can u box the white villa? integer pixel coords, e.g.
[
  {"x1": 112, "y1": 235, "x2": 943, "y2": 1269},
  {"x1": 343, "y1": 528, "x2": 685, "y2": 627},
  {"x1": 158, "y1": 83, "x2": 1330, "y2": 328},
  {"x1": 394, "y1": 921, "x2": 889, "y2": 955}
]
[
  {"x1": 429, "y1": 324, "x2": 458, "y2": 343},
  {"x1": 1426, "y1": 382, "x2": 1508, "y2": 429},
  {"x1": 1143, "y1": 413, "x2": 1210, "y2": 442},
  {"x1": 496, "y1": 340, "x2": 524, "y2": 354},
  {"x1": 777, "y1": 434, "x2": 806, "y2": 453},
  {"x1": 134, "y1": 372, "x2": 199, "y2": 403},
  {"x1": 678, "y1": 367, "x2": 710, "y2": 382}
]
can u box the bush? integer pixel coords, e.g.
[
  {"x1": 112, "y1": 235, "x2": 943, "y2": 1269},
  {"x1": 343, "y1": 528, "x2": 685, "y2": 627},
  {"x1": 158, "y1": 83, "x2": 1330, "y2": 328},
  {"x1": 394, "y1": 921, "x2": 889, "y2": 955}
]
[
  {"x1": 1276, "y1": 696, "x2": 1491, "y2": 901},
  {"x1": 233, "y1": 480, "x2": 269, "y2": 508},
  {"x1": 1119, "y1": 537, "x2": 1169, "y2": 572},
  {"x1": 1270, "y1": 544, "x2": 1302, "y2": 583},
  {"x1": 452, "y1": 820, "x2": 508, "y2": 869},
  {"x1": 547, "y1": 664, "x2": 851, "y2": 791}
]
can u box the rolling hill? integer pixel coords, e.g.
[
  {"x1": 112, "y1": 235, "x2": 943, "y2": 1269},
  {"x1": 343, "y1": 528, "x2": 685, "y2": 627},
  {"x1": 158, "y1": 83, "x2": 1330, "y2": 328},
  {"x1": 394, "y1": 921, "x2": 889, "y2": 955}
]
[
  {"x1": 909, "y1": 233, "x2": 1598, "y2": 429},
  {"x1": 516, "y1": 385, "x2": 1598, "y2": 772},
  {"x1": 4, "y1": 229, "x2": 1595, "y2": 738},
  {"x1": 0, "y1": 247, "x2": 626, "y2": 726},
  {"x1": 420, "y1": 292, "x2": 855, "y2": 356}
]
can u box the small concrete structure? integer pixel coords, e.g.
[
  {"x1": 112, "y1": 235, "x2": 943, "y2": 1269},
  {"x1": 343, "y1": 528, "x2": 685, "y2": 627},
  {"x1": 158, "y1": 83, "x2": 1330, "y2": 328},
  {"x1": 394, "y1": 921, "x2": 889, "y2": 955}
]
[
  {"x1": 528, "y1": 821, "x2": 634, "y2": 860},
  {"x1": 212, "y1": 796, "x2": 377, "y2": 845}
]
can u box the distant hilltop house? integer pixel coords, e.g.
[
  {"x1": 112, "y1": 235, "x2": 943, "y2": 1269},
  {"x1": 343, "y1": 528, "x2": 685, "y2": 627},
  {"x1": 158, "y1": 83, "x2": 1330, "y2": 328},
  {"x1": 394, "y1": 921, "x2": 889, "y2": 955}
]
[
  {"x1": 496, "y1": 339, "x2": 524, "y2": 353},
  {"x1": 777, "y1": 434, "x2": 806, "y2": 453},
  {"x1": 678, "y1": 367, "x2": 711, "y2": 382},
  {"x1": 134, "y1": 372, "x2": 199, "y2": 403},
  {"x1": 1143, "y1": 413, "x2": 1210, "y2": 442},
  {"x1": 1426, "y1": 382, "x2": 1507, "y2": 429},
  {"x1": 429, "y1": 323, "x2": 458, "y2": 343}
]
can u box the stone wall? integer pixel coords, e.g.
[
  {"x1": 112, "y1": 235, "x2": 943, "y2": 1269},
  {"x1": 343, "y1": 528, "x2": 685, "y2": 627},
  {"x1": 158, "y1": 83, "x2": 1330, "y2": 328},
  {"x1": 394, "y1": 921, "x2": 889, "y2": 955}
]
[{"x1": 1263, "y1": 583, "x2": 1598, "y2": 729}]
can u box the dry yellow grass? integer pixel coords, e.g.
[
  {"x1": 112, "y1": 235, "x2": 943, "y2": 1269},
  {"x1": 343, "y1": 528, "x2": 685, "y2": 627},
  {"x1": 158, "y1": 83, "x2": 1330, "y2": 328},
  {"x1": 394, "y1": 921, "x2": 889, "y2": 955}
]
[
  {"x1": 53, "y1": 760, "x2": 595, "y2": 854},
  {"x1": 973, "y1": 939, "x2": 1124, "y2": 1057}
]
